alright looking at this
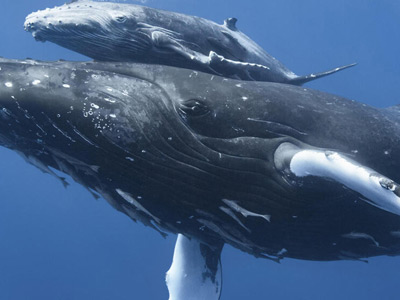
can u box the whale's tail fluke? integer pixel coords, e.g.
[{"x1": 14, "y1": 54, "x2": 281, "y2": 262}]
[{"x1": 289, "y1": 63, "x2": 357, "y2": 85}]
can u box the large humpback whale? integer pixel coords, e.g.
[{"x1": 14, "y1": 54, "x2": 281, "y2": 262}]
[
  {"x1": 24, "y1": 0, "x2": 355, "y2": 85},
  {"x1": 0, "y1": 58, "x2": 399, "y2": 299}
]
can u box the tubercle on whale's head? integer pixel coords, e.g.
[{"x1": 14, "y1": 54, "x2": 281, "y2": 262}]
[
  {"x1": 24, "y1": 1, "x2": 144, "y2": 31},
  {"x1": 24, "y1": 1, "x2": 154, "y2": 60}
]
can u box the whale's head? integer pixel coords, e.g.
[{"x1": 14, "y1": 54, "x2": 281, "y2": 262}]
[{"x1": 24, "y1": 1, "x2": 173, "y2": 61}]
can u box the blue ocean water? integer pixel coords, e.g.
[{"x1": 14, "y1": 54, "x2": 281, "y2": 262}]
[{"x1": 0, "y1": 1, "x2": 399, "y2": 299}]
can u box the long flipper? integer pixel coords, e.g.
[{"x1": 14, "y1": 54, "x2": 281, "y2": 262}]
[
  {"x1": 274, "y1": 142, "x2": 400, "y2": 215},
  {"x1": 166, "y1": 234, "x2": 223, "y2": 300},
  {"x1": 208, "y1": 51, "x2": 356, "y2": 84},
  {"x1": 288, "y1": 63, "x2": 357, "y2": 85}
]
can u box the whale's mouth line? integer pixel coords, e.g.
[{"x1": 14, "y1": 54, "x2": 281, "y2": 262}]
[
  {"x1": 25, "y1": 21, "x2": 154, "y2": 54},
  {"x1": 26, "y1": 23, "x2": 101, "y2": 40}
]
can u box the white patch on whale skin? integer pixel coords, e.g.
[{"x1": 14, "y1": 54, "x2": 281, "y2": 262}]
[
  {"x1": 104, "y1": 98, "x2": 116, "y2": 104},
  {"x1": 277, "y1": 248, "x2": 288, "y2": 256},
  {"x1": 90, "y1": 103, "x2": 99, "y2": 109},
  {"x1": 208, "y1": 51, "x2": 270, "y2": 70},
  {"x1": 222, "y1": 199, "x2": 271, "y2": 222},
  {"x1": 290, "y1": 150, "x2": 400, "y2": 215}
]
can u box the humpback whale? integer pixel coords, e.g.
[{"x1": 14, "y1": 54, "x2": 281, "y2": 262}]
[
  {"x1": 24, "y1": 0, "x2": 355, "y2": 85},
  {"x1": 0, "y1": 58, "x2": 399, "y2": 299}
]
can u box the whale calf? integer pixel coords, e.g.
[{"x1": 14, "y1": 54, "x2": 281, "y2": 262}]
[
  {"x1": 0, "y1": 58, "x2": 399, "y2": 298},
  {"x1": 24, "y1": 0, "x2": 355, "y2": 85}
]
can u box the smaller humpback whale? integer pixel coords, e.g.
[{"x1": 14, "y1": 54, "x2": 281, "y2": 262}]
[
  {"x1": 0, "y1": 58, "x2": 399, "y2": 299},
  {"x1": 24, "y1": 0, "x2": 355, "y2": 85}
]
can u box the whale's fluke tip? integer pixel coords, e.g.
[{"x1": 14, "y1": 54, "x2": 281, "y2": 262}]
[{"x1": 290, "y1": 62, "x2": 357, "y2": 85}]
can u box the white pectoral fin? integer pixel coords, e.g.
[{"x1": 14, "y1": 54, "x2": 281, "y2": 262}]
[
  {"x1": 208, "y1": 51, "x2": 269, "y2": 70},
  {"x1": 288, "y1": 148, "x2": 400, "y2": 215},
  {"x1": 166, "y1": 234, "x2": 223, "y2": 300},
  {"x1": 208, "y1": 51, "x2": 271, "y2": 80}
]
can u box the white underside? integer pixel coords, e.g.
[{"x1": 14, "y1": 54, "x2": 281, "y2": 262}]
[
  {"x1": 166, "y1": 234, "x2": 222, "y2": 300},
  {"x1": 290, "y1": 150, "x2": 400, "y2": 215}
]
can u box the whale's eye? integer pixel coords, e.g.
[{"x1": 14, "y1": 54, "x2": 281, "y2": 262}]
[
  {"x1": 115, "y1": 16, "x2": 127, "y2": 23},
  {"x1": 179, "y1": 99, "x2": 210, "y2": 117}
]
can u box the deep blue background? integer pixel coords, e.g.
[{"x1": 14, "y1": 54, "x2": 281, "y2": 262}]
[{"x1": 0, "y1": 1, "x2": 399, "y2": 299}]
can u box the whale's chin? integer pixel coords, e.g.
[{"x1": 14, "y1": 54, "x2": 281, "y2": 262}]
[{"x1": 31, "y1": 31, "x2": 47, "y2": 42}]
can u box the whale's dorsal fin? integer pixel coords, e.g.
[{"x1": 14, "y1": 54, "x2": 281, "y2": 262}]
[
  {"x1": 289, "y1": 63, "x2": 357, "y2": 85},
  {"x1": 166, "y1": 234, "x2": 223, "y2": 300},
  {"x1": 224, "y1": 18, "x2": 238, "y2": 31}
]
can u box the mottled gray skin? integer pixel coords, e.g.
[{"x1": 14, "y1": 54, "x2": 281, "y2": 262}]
[
  {"x1": 24, "y1": 1, "x2": 354, "y2": 85},
  {"x1": 0, "y1": 58, "x2": 399, "y2": 262}
]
